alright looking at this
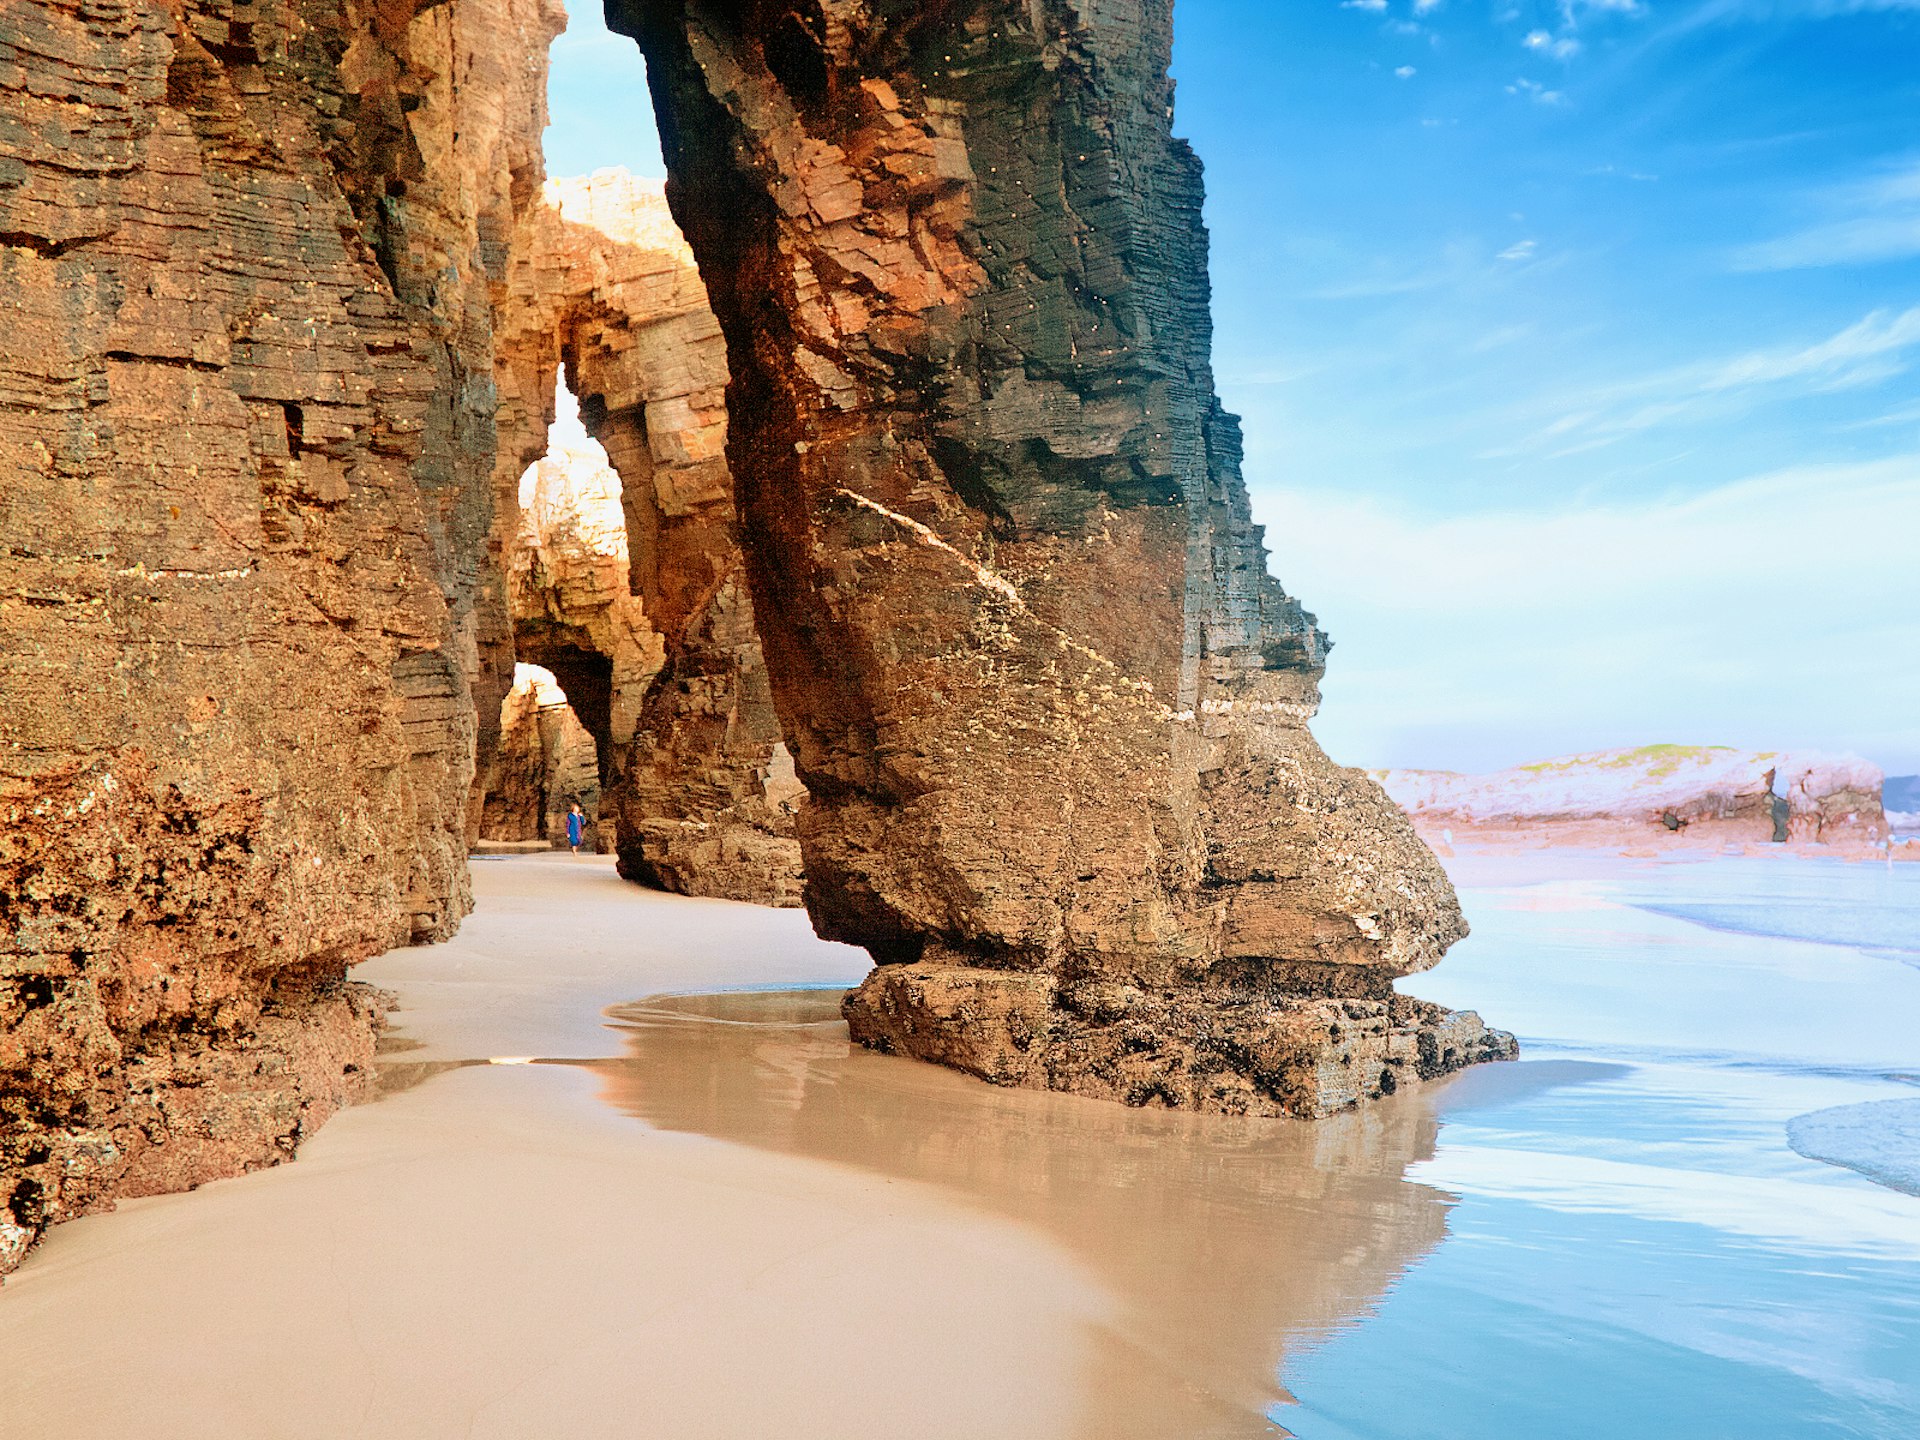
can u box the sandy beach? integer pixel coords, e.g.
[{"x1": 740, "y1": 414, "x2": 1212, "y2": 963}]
[
  {"x1": 1, "y1": 853, "x2": 1484, "y2": 1440},
  {"x1": 5, "y1": 849, "x2": 1917, "y2": 1439},
  {"x1": 0, "y1": 856, "x2": 1117, "y2": 1439}
]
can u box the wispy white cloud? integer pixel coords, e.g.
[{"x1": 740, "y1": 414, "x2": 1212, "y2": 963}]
[
  {"x1": 1340, "y1": 0, "x2": 1388, "y2": 10},
  {"x1": 1495, "y1": 306, "x2": 1920, "y2": 454},
  {"x1": 1524, "y1": 27, "x2": 1583, "y2": 56},
  {"x1": 1672, "y1": 0, "x2": 1920, "y2": 38},
  {"x1": 1497, "y1": 238, "x2": 1539, "y2": 261},
  {"x1": 1695, "y1": 306, "x2": 1920, "y2": 387},
  {"x1": 1507, "y1": 76, "x2": 1568, "y2": 104},
  {"x1": 1735, "y1": 157, "x2": 1920, "y2": 270},
  {"x1": 1586, "y1": 163, "x2": 1660, "y2": 182},
  {"x1": 1395, "y1": 64, "x2": 1419, "y2": 78},
  {"x1": 1467, "y1": 323, "x2": 1536, "y2": 353},
  {"x1": 1507, "y1": 0, "x2": 1646, "y2": 84},
  {"x1": 1256, "y1": 462, "x2": 1920, "y2": 771}
]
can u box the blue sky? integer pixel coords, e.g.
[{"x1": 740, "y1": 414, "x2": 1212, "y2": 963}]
[{"x1": 544, "y1": 2, "x2": 1919, "y2": 774}]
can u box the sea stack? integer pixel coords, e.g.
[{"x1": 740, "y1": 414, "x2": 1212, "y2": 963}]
[{"x1": 613, "y1": 0, "x2": 1513, "y2": 1116}]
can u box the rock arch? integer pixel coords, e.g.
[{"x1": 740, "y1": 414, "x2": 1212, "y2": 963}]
[
  {"x1": 490, "y1": 171, "x2": 804, "y2": 904},
  {"x1": 0, "y1": 0, "x2": 1509, "y2": 1273},
  {"x1": 608, "y1": 0, "x2": 1512, "y2": 1114}
]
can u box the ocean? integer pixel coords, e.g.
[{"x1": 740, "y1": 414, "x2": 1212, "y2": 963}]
[{"x1": 1281, "y1": 854, "x2": 1920, "y2": 1439}]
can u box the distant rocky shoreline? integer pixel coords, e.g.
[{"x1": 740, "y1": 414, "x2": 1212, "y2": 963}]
[{"x1": 1376, "y1": 746, "x2": 1902, "y2": 855}]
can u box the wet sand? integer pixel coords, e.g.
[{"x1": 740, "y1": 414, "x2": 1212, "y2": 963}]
[
  {"x1": 584, "y1": 991, "x2": 1611, "y2": 1433},
  {"x1": 0, "y1": 853, "x2": 1530, "y2": 1439},
  {"x1": 13, "y1": 850, "x2": 1904, "y2": 1437},
  {"x1": 0, "y1": 858, "x2": 1104, "y2": 1439}
]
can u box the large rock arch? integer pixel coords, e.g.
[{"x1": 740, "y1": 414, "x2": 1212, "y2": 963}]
[
  {"x1": 0, "y1": 0, "x2": 1510, "y2": 1275},
  {"x1": 609, "y1": 0, "x2": 1512, "y2": 1114},
  {"x1": 490, "y1": 170, "x2": 804, "y2": 903}
]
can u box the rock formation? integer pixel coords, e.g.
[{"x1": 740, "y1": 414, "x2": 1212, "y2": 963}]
[
  {"x1": 614, "y1": 0, "x2": 1513, "y2": 1116},
  {"x1": 491, "y1": 170, "x2": 803, "y2": 905},
  {"x1": 1380, "y1": 746, "x2": 1889, "y2": 849},
  {"x1": 0, "y1": 0, "x2": 562, "y2": 1270},
  {"x1": 487, "y1": 415, "x2": 657, "y2": 848},
  {"x1": 480, "y1": 664, "x2": 605, "y2": 848},
  {"x1": 2, "y1": 0, "x2": 1514, "y2": 1275}
]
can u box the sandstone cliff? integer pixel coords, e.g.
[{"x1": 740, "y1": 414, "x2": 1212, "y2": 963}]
[
  {"x1": 491, "y1": 169, "x2": 803, "y2": 905},
  {"x1": 614, "y1": 0, "x2": 1512, "y2": 1116},
  {"x1": 1379, "y1": 746, "x2": 1889, "y2": 848},
  {"x1": 3, "y1": 0, "x2": 1515, "y2": 1277},
  {"x1": 0, "y1": 0, "x2": 561, "y2": 1271}
]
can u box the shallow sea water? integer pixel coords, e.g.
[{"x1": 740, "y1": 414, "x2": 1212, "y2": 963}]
[
  {"x1": 1292, "y1": 855, "x2": 1920, "y2": 1440},
  {"x1": 591, "y1": 855, "x2": 1920, "y2": 1439}
]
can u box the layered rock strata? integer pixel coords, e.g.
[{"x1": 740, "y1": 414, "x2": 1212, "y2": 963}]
[
  {"x1": 0, "y1": 0, "x2": 560, "y2": 1271},
  {"x1": 1380, "y1": 747, "x2": 1890, "y2": 849},
  {"x1": 615, "y1": 0, "x2": 1512, "y2": 1115},
  {"x1": 492, "y1": 170, "x2": 802, "y2": 905},
  {"x1": 480, "y1": 665, "x2": 605, "y2": 849}
]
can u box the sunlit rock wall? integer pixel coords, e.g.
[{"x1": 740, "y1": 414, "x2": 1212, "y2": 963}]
[
  {"x1": 0, "y1": 0, "x2": 561, "y2": 1272},
  {"x1": 493, "y1": 170, "x2": 803, "y2": 905},
  {"x1": 614, "y1": 0, "x2": 1512, "y2": 1116}
]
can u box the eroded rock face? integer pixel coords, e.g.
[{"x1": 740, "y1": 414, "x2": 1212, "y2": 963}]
[
  {"x1": 615, "y1": 0, "x2": 1511, "y2": 1116},
  {"x1": 0, "y1": 0, "x2": 560, "y2": 1270},
  {"x1": 493, "y1": 170, "x2": 802, "y2": 905}
]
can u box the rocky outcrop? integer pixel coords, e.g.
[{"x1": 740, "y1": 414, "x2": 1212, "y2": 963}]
[
  {"x1": 1380, "y1": 746, "x2": 1889, "y2": 848},
  {"x1": 0, "y1": 0, "x2": 561, "y2": 1270},
  {"x1": 615, "y1": 0, "x2": 1511, "y2": 1116},
  {"x1": 492, "y1": 169, "x2": 803, "y2": 905},
  {"x1": 480, "y1": 665, "x2": 605, "y2": 848}
]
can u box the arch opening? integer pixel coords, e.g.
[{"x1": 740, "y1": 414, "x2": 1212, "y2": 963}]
[
  {"x1": 485, "y1": 130, "x2": 806, "y2": 905},
  {"x1": 481, "y1": 662, "x2": 606, "y2": 851}
]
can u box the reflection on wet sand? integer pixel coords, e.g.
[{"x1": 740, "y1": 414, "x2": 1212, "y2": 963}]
[{"x1": 583, "y1": 989, "x2": 1610, "y2": 1438}]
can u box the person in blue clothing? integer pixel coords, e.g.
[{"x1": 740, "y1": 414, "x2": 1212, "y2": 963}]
[{"x1": 565, "y1": 803, "x2": 586, "y2": 854}]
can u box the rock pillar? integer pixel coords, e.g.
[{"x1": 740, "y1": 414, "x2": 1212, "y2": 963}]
[{"x1": 612, "y1": 0, "x2": 1513, "y2": 1115}]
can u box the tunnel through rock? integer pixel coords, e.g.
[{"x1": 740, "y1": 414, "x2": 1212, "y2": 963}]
[
  {"x1": 480, "y1": 664, "x2": 606, "y2": 849},
  {"x1": 489, "y1": 178, "x2": 807, "y2": 906}
]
